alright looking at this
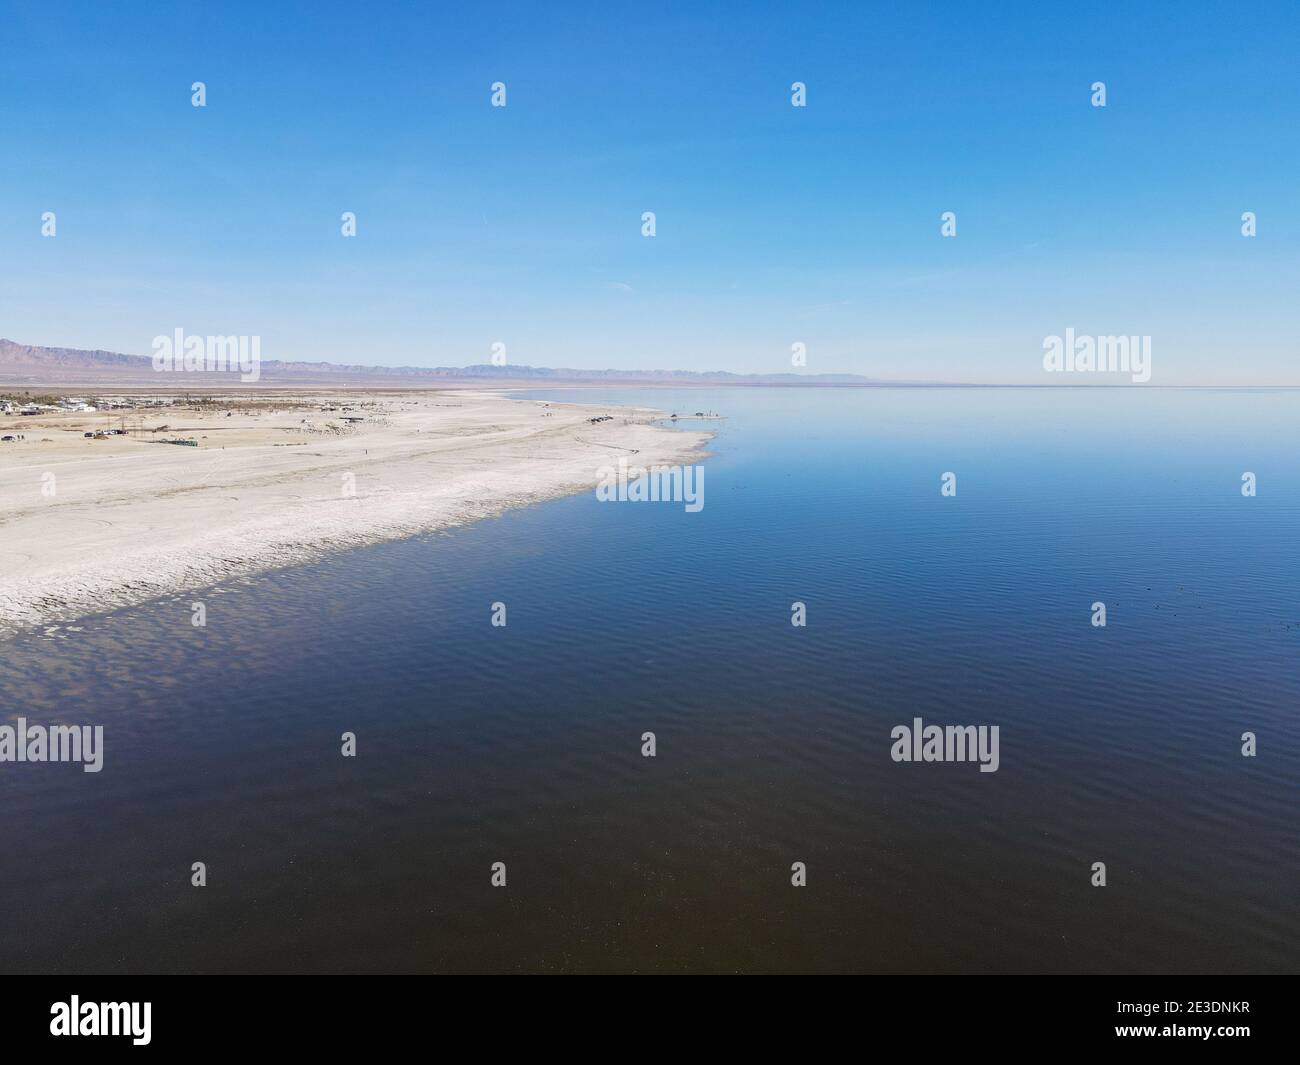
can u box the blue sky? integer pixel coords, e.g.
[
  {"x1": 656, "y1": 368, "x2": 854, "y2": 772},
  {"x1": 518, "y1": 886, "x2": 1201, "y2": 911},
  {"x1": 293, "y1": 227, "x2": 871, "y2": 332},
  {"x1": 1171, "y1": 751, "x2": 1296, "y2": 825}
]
[{"x1": 2, "y1": 1, "x2": 1298, "y2": 383}]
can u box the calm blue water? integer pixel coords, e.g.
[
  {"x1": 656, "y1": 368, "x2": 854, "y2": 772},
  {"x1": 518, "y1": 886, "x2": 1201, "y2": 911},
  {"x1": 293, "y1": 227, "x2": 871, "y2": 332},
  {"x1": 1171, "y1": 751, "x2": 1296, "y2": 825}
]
[{"x1": 1, "y1": 387, "x2": 1297, "y2": 973}]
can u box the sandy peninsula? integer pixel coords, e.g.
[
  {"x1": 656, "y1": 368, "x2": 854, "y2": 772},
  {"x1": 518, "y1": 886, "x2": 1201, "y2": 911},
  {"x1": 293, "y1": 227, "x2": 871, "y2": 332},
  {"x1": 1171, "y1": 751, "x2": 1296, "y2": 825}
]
[{"x1": 0, "y1": 390, "x2": 711, "y2": 638}]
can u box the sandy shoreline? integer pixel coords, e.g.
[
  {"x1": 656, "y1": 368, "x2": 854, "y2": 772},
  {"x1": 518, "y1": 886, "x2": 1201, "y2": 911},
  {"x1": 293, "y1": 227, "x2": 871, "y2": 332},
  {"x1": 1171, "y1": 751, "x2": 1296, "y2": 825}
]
[{"x1": 0, "y1": 390, "x2": 712, "y2": 639}]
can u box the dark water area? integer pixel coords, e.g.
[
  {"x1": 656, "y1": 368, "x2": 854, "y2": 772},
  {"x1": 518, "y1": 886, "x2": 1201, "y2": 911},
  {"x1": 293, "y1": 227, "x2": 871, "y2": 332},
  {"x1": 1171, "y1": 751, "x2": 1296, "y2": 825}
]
[{"x1": 1, "y1": 387, "x2": 1297, "y2": 973}]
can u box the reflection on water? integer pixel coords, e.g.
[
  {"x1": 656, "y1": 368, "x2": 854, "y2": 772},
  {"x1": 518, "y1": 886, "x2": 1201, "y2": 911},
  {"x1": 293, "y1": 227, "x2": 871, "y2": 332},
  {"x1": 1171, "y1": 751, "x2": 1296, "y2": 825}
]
[{"x1": 1, "y1": 388, "x2": 1297, "y2": 973}]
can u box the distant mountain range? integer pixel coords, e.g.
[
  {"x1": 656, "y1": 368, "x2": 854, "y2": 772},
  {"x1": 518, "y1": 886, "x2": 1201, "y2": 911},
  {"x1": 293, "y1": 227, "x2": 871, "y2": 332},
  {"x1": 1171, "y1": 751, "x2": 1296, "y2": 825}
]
[{"x1": 0, "y1": 338, "x2": 888, "y2": 387}]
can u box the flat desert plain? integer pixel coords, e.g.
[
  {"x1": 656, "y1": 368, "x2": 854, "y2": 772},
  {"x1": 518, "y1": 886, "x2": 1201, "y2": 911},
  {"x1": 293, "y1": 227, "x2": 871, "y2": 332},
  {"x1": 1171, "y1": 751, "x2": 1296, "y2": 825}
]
[{"x1": 0, "y1": 390, "x2": 711, "y2": 637}]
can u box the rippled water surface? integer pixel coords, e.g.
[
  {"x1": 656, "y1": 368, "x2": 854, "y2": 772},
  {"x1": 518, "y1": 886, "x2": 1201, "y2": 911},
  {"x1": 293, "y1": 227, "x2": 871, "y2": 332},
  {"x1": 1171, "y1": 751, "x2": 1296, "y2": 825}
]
[{"x1": 1, "y1": 387, "x2": 1297, "y2": 973}]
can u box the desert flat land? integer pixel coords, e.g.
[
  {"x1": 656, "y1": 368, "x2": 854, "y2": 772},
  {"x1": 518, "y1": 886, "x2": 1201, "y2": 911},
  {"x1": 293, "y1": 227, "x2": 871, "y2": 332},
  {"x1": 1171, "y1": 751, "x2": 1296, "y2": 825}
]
[{"x1": 0, "y1": 390, "x2": 711, "y2": 638}]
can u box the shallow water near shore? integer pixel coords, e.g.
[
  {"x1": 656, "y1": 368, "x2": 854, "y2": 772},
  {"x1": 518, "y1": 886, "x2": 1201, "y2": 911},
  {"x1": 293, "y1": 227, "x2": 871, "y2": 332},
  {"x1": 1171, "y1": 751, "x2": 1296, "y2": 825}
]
[{"x1": 1, "y1": 387, "x2": 1298, "y2": 974}]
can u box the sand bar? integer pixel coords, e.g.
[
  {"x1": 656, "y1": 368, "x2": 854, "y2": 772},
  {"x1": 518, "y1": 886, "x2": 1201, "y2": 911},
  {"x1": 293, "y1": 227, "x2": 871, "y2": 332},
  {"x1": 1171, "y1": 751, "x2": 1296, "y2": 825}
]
[{"x1": 0, "y1": 390, "x2": 711, "y2": 638}]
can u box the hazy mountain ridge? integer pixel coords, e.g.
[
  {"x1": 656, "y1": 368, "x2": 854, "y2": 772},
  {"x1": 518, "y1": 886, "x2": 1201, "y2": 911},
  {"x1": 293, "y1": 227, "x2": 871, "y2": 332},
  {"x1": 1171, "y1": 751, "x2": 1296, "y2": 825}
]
[{"x1": 0, "y1": 339, "x2": 883, "y2": 386}]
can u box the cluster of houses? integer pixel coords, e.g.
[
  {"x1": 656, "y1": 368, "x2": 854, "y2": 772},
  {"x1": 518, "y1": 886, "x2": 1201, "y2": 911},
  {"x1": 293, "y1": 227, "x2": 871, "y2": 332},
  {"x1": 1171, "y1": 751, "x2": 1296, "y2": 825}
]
[
  {"x1": 1, "y1": 400, "x2": 62, "y2": 416},
  {"x1": 81, "y1": 396, "x2": 174, "y2": 411},
  {"x1": 1, "y1": 395, "x2": 178, "y2": 417},
  {"x1": 2, "y1": 397, "x2": 97, "y2": 415},
  {"x1": 6, "y1": 398, "x2": 104, "y2": 415}
]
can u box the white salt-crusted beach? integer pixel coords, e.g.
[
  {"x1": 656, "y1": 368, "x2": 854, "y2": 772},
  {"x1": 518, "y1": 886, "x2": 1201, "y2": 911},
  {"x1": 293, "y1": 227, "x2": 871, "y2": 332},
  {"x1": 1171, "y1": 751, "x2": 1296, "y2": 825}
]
[{"x1": 0, "y1": 390, "x2": 711, "y2": 638}]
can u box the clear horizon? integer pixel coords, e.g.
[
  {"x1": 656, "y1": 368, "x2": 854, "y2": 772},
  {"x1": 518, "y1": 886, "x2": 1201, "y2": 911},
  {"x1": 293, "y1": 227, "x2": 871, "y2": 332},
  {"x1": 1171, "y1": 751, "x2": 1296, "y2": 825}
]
[{"x1": 2, "y1": 1, "x2": 1298, "y2": 384}]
